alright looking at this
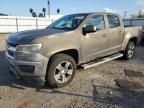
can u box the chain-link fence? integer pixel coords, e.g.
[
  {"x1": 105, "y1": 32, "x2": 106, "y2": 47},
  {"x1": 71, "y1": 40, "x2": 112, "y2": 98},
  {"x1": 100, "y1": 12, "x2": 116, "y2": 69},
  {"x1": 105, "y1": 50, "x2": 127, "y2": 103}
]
[
  {"x1": 0, "y1": 16, "x2": 54, "y2": 33},
  {"x1": 123, "y1": 18, "x2": 144, "y2": 27}
]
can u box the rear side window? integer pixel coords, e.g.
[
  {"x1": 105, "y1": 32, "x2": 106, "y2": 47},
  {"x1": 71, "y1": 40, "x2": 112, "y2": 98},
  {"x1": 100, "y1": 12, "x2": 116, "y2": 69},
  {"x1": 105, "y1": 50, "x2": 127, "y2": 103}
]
[
  {"x1": 107, "y1": 15, "x2": 121, "y2": 28},
  {"x1": 84, "y1": 15, "x2": 105, "y2": 30}
]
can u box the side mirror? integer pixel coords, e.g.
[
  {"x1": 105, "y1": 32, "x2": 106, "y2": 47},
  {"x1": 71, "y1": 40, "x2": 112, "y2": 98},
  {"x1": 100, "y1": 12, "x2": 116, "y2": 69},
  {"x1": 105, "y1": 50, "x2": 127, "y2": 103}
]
[{"x1": 83, "y1": 25, "x2": 97, "y2": 34}]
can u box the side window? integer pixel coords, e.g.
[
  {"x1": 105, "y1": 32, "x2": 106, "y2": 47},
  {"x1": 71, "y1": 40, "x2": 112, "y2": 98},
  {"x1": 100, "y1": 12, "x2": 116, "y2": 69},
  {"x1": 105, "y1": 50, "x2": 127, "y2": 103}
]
[
  {"x1": 84, "y1": 15, "x2": 105, "y2": 30},
  {"x1": 107, "y1": 15, "x2": 121, "y2": 28}
]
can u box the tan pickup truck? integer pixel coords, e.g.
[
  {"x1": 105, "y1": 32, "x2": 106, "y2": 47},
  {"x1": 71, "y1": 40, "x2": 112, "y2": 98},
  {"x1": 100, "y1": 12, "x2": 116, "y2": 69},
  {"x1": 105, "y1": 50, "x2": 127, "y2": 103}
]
[{"x1": 5, "y1": 12, "x2": 142, "y2": 88}]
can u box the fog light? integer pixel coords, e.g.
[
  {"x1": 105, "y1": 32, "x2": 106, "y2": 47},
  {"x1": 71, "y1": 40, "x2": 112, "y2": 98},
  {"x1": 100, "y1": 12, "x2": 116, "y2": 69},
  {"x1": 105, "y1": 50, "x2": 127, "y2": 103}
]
[{"x1": 18, "y1": 65, "x2": 35, "y2": 73}]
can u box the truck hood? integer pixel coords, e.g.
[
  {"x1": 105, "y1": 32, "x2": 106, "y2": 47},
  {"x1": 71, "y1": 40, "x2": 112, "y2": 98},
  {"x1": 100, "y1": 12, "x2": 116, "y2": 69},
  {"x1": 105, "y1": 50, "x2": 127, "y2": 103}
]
[{"x1": 7, "y1": 28, "x2": 67, "y2": 44}]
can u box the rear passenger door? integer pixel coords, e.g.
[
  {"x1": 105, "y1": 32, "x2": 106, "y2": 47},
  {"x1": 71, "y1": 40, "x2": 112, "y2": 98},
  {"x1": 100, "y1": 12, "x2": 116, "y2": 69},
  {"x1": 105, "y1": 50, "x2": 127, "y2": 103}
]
[{"x1": 107, "y1": 15, "x2": 124, "y2": 53}]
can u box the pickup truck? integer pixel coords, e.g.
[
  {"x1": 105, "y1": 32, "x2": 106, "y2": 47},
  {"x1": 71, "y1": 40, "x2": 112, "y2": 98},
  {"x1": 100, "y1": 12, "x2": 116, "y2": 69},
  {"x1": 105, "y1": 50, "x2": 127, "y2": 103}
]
[{"x1": 5, "y1": 12, "x2": 142, "y2": 88}]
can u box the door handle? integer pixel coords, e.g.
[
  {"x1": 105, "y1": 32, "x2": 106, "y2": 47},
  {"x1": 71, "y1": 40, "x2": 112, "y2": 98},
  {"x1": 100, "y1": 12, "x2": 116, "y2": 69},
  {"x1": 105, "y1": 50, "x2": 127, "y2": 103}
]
[
  {"x1": 119, "y1": 31, "x2": 123, "y2": 35},
  {"x1": 102, "y1": 34, "x2": 107, "y2": 37}
]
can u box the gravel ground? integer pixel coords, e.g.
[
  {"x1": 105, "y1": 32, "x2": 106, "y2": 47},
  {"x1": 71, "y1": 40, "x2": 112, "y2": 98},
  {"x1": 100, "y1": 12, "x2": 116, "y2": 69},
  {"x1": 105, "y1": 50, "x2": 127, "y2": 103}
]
[{"x1": 0, "y1": 34, "x2": 144, "y2": 108}]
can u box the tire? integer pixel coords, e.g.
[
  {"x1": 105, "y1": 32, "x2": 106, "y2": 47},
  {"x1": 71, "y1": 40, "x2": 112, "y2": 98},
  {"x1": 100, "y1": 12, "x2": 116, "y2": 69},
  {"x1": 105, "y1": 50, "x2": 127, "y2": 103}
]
[
  {"x1": 45, "y1": 53, "x2": 76, "y2": 88},
  {"x1": 123, "y1": 41, "x2": 136, "y2": 60},
  {"x1": 141, "y1": 39, "x2": 144, "y2": 46}
]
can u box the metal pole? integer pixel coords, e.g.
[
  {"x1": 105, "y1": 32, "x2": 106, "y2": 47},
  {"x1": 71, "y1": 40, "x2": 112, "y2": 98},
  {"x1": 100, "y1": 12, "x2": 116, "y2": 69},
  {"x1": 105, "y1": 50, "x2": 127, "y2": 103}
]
[
  {"x1": 48, "y1": 0, "x2": 50, "y2": 19},
  {"x1": 130, "y1": 18, "x2": 133, "y2": 26},
  {"x1": 124, "y1": 11, "x2": 127, "y2": 19},
  {"x1": 36, "y1": 17, "x2": 38, "y2": 29},
  {"x1": 16, "y1": 18, "x2": 18, "y2": 32}
]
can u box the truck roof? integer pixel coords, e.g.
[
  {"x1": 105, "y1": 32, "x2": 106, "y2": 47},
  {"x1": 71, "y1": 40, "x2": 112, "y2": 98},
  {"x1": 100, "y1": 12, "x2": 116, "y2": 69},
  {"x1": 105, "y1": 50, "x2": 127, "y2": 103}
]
[{"x1": 68, "y1": 12, "x2": 118, "y2": 16}]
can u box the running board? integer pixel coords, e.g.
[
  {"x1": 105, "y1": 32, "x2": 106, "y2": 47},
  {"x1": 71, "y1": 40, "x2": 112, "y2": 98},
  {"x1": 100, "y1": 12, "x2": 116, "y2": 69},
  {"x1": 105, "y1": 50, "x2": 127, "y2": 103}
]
[{"x1": 82, "y1": 53, "x2": 123, "y2": 69}]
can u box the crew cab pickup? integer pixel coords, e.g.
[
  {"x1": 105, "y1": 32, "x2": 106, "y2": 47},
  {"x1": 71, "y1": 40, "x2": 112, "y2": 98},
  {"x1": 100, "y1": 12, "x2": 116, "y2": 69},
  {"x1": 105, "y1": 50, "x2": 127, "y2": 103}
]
[{"x1": 5, "y1": 12, "x2": 142, "y2": 88}]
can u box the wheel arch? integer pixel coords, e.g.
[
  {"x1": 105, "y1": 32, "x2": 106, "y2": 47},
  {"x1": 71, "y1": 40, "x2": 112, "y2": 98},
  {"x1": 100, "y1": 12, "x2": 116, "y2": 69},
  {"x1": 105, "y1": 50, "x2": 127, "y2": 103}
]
[
  {"x1": 47, "y1": 48, "x2": 80, "y2": 65},
  {"x1": 129, "y1": 37, "x2": 138, "y2": 45},
  {"x1": 121, "y1": 32, "x2": 138, "y2": 51}
]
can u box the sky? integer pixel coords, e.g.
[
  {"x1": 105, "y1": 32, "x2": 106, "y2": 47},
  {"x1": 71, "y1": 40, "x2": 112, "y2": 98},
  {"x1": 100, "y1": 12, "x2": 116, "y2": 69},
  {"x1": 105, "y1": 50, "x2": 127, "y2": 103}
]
[{"x1": 0, "y1": 0, "x2": 144, "y2": 17}]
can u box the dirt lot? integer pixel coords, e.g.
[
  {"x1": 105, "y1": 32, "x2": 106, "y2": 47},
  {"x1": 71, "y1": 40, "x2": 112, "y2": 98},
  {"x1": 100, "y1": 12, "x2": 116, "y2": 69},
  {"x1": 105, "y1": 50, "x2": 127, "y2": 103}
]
[{"x1": 0, "y1": 34, "x2": 144, "y2": 108}]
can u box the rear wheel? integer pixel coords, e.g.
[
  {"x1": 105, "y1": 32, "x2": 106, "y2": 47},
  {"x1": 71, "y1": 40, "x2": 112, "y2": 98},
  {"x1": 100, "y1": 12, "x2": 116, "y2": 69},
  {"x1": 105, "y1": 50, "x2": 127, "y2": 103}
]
[
  {"x1": 141, "y1": 39, "x2": 144, "y2": 46},
  {"x1": 45, "y1": 54, "x2": 76, "y2": 88},
  {"x1": 123, "y1": 41, "x2": 136, "y2": 60}
]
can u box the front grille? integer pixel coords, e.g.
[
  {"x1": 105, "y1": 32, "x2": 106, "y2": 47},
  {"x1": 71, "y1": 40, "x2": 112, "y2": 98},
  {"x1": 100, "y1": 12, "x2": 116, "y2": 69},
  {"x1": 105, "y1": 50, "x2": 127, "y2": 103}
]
[
  {"x1": 7, "y1": 42, "x2": 18, "y2": 47},
  {"x1": 8, "y1": 50, "x2": 15, "y2": 57}
]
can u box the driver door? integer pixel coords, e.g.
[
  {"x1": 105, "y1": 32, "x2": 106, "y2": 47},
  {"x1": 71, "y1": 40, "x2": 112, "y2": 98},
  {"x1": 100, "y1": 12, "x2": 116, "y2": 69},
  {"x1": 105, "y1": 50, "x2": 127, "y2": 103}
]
[{"x1": 81, "y1": 15, "x2": 109, "y2": 62}]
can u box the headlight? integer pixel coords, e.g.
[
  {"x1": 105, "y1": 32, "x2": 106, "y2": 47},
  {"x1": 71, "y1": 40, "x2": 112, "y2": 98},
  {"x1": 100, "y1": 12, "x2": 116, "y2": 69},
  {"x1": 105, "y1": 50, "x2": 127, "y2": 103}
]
[{"x1": 16, "y1": 43, "x2": 42, "y2": 53}]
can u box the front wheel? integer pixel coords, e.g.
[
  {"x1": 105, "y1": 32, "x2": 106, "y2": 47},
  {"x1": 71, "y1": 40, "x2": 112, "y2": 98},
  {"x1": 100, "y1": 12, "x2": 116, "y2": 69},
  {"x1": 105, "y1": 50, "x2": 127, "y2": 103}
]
[
  {"x1": 45, "y1": 54, "x2": 76, "y2": 88},
  {"x1": 123, "y1": 41, "x2": 136, "y2": 60}
]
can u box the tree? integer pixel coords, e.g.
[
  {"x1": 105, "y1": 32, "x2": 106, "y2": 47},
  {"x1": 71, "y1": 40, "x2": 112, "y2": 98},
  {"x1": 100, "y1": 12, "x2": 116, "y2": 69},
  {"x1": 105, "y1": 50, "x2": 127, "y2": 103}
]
[
  {"x1": 0, "y1": 13, "x2": 8, "y2": 16},
  {"x1": 138, "y1": 10, "x2": 142, "y2": 18},
  {"x1": 39, "y1": 13, "x2": 44, "y2": 17},
  {"x1": 29, "y1": 8, "x2": 33, "y2": 14},
  {"x1": 29, "y1": 8, "x2": 35, "y2": 17},
  {"x1": 32, "y1": 12, "x2": 37, "y2": 17},
  {"x1": 131, "y1": 10, "x2": 144, "y2": 18},
  {"x1": 57, "y1": 9, "x2": 60, "y2": 14},
  {"x1": 42, "y1": 8, "x2": 46, "y2": 17}
]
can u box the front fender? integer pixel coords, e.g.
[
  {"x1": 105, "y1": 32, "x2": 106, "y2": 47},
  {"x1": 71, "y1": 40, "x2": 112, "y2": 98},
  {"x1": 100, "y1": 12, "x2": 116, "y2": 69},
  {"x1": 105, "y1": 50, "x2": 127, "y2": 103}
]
[
  {"x1": 47, "y1": 47, "x2": 79, "y2": 57},
  {"x1": 45, "y1": 46, "x2": 80, "y2": 63}
]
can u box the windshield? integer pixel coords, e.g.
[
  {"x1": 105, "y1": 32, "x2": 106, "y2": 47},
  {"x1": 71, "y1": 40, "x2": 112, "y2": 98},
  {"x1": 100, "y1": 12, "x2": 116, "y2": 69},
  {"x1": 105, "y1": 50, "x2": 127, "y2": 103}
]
[{"x1": 48, "y1": 14, "x2": 87, "y2": 30}]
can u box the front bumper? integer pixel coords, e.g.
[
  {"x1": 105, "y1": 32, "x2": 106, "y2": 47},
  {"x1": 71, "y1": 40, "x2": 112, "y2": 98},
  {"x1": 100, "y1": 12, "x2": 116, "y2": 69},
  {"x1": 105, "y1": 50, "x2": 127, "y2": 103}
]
[{"x1": 5, "y1": 51, "x2": 49, "y2": 83}]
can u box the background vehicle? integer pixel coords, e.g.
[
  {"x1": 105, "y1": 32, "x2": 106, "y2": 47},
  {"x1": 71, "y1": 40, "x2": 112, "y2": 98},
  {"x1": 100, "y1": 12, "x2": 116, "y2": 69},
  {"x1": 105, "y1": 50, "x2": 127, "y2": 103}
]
[
  {"x1": 5, "y1": 12, "x2": 142, "y2": 88},
  {"x1": 141, "y1": 27, "x2": 144, "y2": 45}
]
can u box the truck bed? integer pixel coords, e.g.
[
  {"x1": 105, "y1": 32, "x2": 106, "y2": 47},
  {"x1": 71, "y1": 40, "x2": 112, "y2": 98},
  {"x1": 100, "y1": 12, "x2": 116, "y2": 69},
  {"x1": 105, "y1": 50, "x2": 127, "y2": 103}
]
[{"x1": 124, "y1": 26, "x2": 142, "y2": 43}]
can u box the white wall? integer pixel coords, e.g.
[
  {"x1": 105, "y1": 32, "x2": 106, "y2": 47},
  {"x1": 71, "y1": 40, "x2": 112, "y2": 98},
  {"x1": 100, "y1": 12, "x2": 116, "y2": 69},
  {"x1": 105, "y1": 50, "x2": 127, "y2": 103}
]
[{"x1": 0, "y1": 15, "x2": 63, "y2": 33}]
